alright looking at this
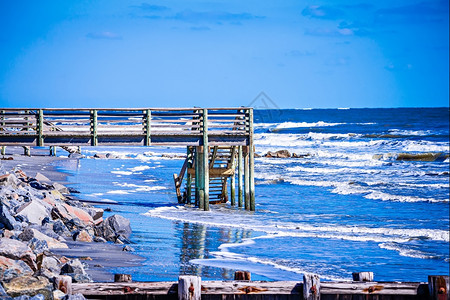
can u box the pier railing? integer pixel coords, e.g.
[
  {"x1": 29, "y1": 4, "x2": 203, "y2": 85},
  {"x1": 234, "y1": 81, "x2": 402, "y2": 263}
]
[{"x1": 0, "y1": 108, "x2": 251, "y2": 146}]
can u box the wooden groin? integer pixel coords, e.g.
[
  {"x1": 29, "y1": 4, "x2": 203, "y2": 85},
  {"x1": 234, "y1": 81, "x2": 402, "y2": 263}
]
[
  {"x1": 65, "y1": 273, "x2": 449, "y2": 300},
  {"x1": 0, "y1": 108, "x2": 256, "y2": 210}
]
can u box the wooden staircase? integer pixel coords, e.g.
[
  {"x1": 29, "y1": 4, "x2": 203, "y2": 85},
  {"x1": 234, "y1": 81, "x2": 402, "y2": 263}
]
[{"x1": 174, "y1": 146, "x2": 237, "y2": 206}]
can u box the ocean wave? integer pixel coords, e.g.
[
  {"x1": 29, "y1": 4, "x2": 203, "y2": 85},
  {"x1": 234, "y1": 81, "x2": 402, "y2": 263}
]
[
  {"x1": 379, "y1": 243, "x2": 441, "y2": 260},
  {"x1": 143, "y1": 206, "x2": 449, "y2": 242},
  {"x1": 129, "y1": 165, "x2": 151, "y2": 172}
]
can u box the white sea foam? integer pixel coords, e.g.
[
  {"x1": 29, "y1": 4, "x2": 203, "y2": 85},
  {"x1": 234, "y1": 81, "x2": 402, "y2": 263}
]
[
  {"x1": 106, "y1": 190, "x2": 130, "y2": 194},
  {"x1": 129, "y1": 165, "x2": 151, "y2": 172},
  {"x1": 379, "y1": 243, "x2": 439, "y2": 259},
  {"x1": 111, "y1": 170, "x2": 133, "y2": 175}
]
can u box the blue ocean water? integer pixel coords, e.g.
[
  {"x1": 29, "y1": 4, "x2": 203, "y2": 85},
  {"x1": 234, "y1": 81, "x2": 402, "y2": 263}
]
[{"x1": 58, "y1": 107, "x2": 449, "y2": 282}]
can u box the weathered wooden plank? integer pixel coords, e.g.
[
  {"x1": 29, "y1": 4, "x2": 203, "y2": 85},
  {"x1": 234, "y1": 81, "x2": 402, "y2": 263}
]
[
  {"x1": 428, "y1": 275, "x2": 449, "y2": 300},
  {"x1": 321, "y1": 282, "x2": 425, "y2": 295},
  {"x1": 72, "y1": 282, "x2": 177, "y2": 295}
]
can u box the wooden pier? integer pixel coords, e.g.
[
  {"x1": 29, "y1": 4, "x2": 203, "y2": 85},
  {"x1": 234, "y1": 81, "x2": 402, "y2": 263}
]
[
  {"x1": 63, "y1": 273, "x2": 449, "y2": 300},
  {"x1": 0, "y1": 108, "x2": 255, "y2": 210}
]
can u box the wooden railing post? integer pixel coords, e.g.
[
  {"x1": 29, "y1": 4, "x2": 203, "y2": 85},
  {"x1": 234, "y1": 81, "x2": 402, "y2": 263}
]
[
  {"x1": 90, "y1": 109, "x2": 98, "y2": 146},
  {"x1": 238, "y1": 145, "x2": 243, "y2": 208},
  {"x1": 145, "y1": 109, "x2": 151, "y2": 146},
  {"x1": 303, "y1": 274, "x2": 320, "y2": 300},
  {"x1": 248, "y1": 108, "x2": 255, "y2": 211},
  {"x1": 37, "y1": 109, "x2": 44, "y2": 146},
  {"x1": 202, "y1": 109, "x2": 209, "y2": 211},
  {"x1": 178, "y1": 275, "x2": 201, "y2": 300}
]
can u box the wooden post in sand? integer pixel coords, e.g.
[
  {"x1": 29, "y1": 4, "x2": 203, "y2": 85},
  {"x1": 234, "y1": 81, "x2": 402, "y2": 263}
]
[
  {"x1": 201, "y1": 109, "x2": 209, "y2": 211},
  {"x1": 178, "y1": 275, "x2": 201, "y2": 300},
  {"x1": 49, "y1": 146, "x2": 56, "y2": 156},
  {"x1": 234, "y1": 271, "x2": 251, "y2": 281},
  {"x1": 1, "y1": 146, "x2": 5, "y2": 155},
  {"x1": 90, "y1": 109, "x2": 98, "y2": 146},
  {"x1": 23, "y1": 146, "x2": 30, "y2": 156},
  {"x1": 37, "y1": 109, "x2": 44, "y2": 146},
  {"x1": 238, "y1": 145, "x2": 243, "y2": 208},
  {"x1": 352, "y1": 272, "x2": 374, "y2": 282},
  {"x1": 303, "y1": 274, "x2": 320, "y2": 300},
  {"x1": 144, "y1": 109, "x2": 151, "y2": 146},
  {"x1": 428, "y1": 275, "x2": 449, "y2": 300},
  {"x1": 114, "y1": 274, "x2": 132, "y2": 282}
]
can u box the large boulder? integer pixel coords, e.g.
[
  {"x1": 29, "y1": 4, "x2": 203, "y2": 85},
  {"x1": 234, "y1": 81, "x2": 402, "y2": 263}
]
[
  {"x1": 2, "y1": 275, "x2": 53, "y2": 299},
  {"x1": 0, "y1": 255, "x2": 34, "y2": 281},
  {"x1": 15, "y1": 200, "x2": 50, "y2": 225},
  {"x1": 0, "y1": 238, "x2": 37, "y2": 271},
  {"x1": 95, "y1": 214, "x2": 131, "y2": 242},
  {"x1": 62, "y1": 204, "x2": 94, "y2": 226},
  {"x1": 73, "y1": 230, "x2": 93, "y2": 243}
]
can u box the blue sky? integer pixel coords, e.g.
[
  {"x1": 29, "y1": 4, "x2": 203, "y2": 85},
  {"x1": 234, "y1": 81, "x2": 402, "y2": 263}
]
[{"x1": 0, "y1": 1, "x2": 448, "y2": 108}]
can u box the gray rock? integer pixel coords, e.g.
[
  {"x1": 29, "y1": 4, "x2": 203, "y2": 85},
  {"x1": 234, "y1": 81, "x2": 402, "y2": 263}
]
[
  {"x1": 68, "y1": 153, "x2": 84, "y2": 159},
  {"x1": 1, "y1": 203, "x2": 18, "y2": 230},
  {"x1": 63, "y1": 293, "x2": 87, "y2": 300},
  {"x1": 27, "y1": 238, "x2": 49, "y2": 255},
  {"x1": 0, "y1": 173, "x2": 20, "y2": 188},
  {"x1": 53, "y1": 182, "x2": 69, "y2": 194},
  {"x1": 0, "y1": 238, "x2": 37, "y2": 271},
  {"x1": 60, "y1": 259, "x2": 86, "y2": 275},
  {"x1": 0, "y1": 255, "x2": 34, "y2": 281},
  {"x1": 53, "y1": 220, "x2": 71, "y2": 237},
  {"x1": 15, "y1": 200, "x2": 49, "y2": 225},
  {"x1": 122, "y1": 245, "x2": 135, "y2": 252},
  {"x1": 35, "y1": 173, "x2": 51, "y2": 183},
  {"x1": 65, "y1": 273, "x2": 92, "y2": 283},
  {"x1": 2, "y1": 276, "x2": 52, "y2": 299},
  {"x1": 93, "y1": 236, "x2": 107, "y2": 243},
  {"x1": 95, "y1": 214, "x2": 131, "y2": 242}
]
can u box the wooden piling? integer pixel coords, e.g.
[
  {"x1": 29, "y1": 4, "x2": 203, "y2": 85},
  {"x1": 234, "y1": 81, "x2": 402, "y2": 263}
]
[
  {"x1": 352, "y1": 272, "x2": 374, "y2": 282},
  {"x1": 428, "y1": 275, "x2": 449, "y2": 300},
  {"x1": 202, "y1": 109, "x2": 209, "y2": 211},
  {"x1": 244, "y1": 146, "x2": 250, "y2": 210},
  {"x1": 49, "y1": 146, "x2": 56, "y2": 156},
  {"x1": 238, "y1": 145, "x2": 243, "y2": 208},
  {"x1": 234, "y1": 271, "x2": 251, "y2": 281},
  {"x1": 195, "y1": 146, "x2": 201, "y2": 207},
  {"x1": 37, "y1": 109, "x2": 44, "y2": 146},
  {"x1": 1, "y1": 146, "x2": 5, "y2": 155},
  {"x1": 178, "y1": 275, "x2": 201, "y2": 300},
  {"x1": 145, "y1": 109, "x2": 151, "y2": 146},
  {"x1": 230, "y1": 147, "x2": 236, "y2": 206},
  {"x1": 303, "y1": 274, "x2": 320, "y2": 300},
  {"x1": 186, "y1": 147, "x2": 192, "y2": 204},
  {"x1": 114, "y1": 274, "x2": 132, "y2": 283},
  {"x1": 90, "y1": 109, "x2": 98, "y2": 146},
  {"x1": 23, "y1": 146, "x2": 30, "y2": 156},
  {"x1": 55, "y1": 275, "x2": 72, "y2": 295},
  {"x1": 248, "y1": 108, "x2": 255, "y2": 211}
]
